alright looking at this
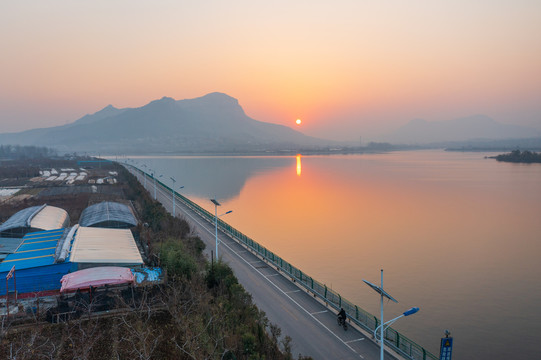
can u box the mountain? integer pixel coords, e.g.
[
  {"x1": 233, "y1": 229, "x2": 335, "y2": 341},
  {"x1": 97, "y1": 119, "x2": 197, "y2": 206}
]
[
  {"x1": 0, "y1": 93, "x2": 332, "y2": 154},
  {"x1": 382, "y1": 115, "x2": 540, "y2": 144}
]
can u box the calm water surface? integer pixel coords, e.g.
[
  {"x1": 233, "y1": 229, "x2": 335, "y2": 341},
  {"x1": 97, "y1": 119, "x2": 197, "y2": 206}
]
[{"x1": 126, "y1": 150, "x2": 541, "y2": 359}]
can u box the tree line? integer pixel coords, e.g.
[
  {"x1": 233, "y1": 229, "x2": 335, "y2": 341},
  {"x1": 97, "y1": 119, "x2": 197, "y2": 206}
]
[
  {"x1": 0, "y1": 145, "x2": 57, "y2": 159},
  {"x1": 495, "y1": 150, "x2": 541, "y2": 163}
]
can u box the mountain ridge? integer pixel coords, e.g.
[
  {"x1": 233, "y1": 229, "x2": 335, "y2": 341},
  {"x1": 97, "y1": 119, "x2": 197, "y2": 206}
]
[
  {"x1": 0, "y1": 93, "x2": 331, "y2": 154},
  {"x1": 382, "y1": 114, "x2": 540, "y2": 144},
  {"x1": 1, "y1": 94, "x2": 539, "y2": 153}
]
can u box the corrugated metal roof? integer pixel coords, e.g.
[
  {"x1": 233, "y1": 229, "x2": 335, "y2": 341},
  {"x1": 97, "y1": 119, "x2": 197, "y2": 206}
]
[
  {"x1": 70, "y1": 227, "x2": 143, "y2": 265},
  {"x1": 0, "y1": 237, "x2": 24, "y2": 254},
  {"x1": 0, "y1": 229, "x2": 72, "y2": 295},
  {"x1": 0, "y1": 205, "x2": 69, "y2": 237},
  {"x1": 79, "y1": 201, "x2": 137, "y2": 228},
  {"x1": 0, "y1": 229, "x2": 64, "y2": 272}
]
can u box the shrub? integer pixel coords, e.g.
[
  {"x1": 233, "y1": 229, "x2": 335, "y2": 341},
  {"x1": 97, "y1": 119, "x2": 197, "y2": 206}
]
[{"x1": 160, "y1": 239, "x2": 198, "y2": 280}]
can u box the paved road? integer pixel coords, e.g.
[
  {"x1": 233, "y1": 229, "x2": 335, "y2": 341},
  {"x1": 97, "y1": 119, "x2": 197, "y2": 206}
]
[{"x1": 128, "y1": 166, "x2": 402, "y2": 360}]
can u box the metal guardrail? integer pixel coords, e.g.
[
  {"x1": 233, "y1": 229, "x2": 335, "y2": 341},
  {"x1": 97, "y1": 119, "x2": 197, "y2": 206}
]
[{"x1": 127, "y1": 164, "x2": 438, "y2": 360}]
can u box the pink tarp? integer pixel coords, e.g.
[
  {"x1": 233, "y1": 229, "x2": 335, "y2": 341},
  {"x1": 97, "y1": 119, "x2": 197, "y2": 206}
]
[{"x1": 60, "y1": 266, "x2": 134, "y2": 292}]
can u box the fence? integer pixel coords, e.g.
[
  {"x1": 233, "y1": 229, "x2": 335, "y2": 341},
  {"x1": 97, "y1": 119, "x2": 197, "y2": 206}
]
[{"x1": 128, "y1": 164, "x2": 438, "y2": 360}]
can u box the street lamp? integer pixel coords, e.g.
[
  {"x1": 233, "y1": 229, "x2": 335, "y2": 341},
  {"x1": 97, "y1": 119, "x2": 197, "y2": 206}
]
[
  {"x1": 153, "y1": 173, "x2": 162, "y2": 200},
  {"x1": 374, "y1": 307, "x2": 420, "y2": 343},
  {"x1": 210, "y1": 198, "x2": 232, "y2": 259},
  {"x1": 363, "y1": 269, "x2": 400, "y2": 360},
  {"x1": 170, "y1": 177, "x2": 184, "y2": 217},
  {"x1": 142, "y1": 165, "x2": 147, "y2": 188}
]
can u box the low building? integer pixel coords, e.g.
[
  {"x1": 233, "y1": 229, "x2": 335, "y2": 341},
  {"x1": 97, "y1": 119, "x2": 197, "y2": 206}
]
[
  {"x1": 70, "y1": 226, "x2": 143, "y2": 270},
  {"x1": 0, "y1": 229, "x2": 72, "y2": 296},
  {"x1": 0, "y1": 205, "x2": 70, "y2": 238}
]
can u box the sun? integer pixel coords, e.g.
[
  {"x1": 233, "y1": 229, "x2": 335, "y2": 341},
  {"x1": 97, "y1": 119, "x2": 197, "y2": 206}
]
[{"x1": 296, "y1": 119, "x2": 302, "y2": 125}]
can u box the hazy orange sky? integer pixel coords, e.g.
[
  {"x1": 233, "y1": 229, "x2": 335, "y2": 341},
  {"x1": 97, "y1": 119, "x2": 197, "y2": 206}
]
[{"x1": 1, "y1": 1, "x2": 540, "y2": 141}]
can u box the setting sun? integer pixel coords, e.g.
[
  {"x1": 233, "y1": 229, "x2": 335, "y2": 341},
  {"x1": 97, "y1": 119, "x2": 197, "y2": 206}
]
[{"x1": 296, "y1": 119, "x2": 301, "y2": 125}]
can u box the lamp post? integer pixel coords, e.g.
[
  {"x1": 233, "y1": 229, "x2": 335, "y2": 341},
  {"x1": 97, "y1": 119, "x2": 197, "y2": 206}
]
[
  {"x1": 142, "y1": 165, "x2": 147, "y2": 188},
  {"x1": 210, "y1": 198, "x2": 232, "y2": 259},
  {"x1": 153, "y1": 173, "x2": 162, "y2": 200},
  {"x1": 170, "y1": 177, "x2": 184, "y2": 217},
  {"x1": 149, "y1": 169, "x2": 155, "y2": 197},
  {"x1": 363, "y1": 270, "x2": 399, "y2": 360}
]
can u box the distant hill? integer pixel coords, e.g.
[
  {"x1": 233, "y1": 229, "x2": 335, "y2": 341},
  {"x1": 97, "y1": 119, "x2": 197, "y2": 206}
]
[
  {"x1": 0, "y1": 93, "x2": 333, "y2": 154},
  {"x1": 382, "y1": 115, "x2": 540, "y2": 144}
]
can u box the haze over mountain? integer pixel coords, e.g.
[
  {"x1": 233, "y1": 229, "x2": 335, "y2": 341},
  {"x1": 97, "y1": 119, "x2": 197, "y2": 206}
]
[
  {"x1": 0, "y1": 93, "x2": 333, "y2": 154},
  {"x1": 379, "y1": 114, "x2": 541, "y2": 145},
  {"x1": 1, "y1": 93, "x2": 539, "y2": 153}
]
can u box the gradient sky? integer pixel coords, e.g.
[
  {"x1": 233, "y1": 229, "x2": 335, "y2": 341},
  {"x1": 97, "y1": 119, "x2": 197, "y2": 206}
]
[{"x1": 1, "y1": 0, "x2": 540, "y2": 141}]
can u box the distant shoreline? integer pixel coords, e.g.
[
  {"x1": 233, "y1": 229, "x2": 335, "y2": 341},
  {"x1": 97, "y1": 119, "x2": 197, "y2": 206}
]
[
  {"x1": 486, "y1": 150, "x2": 541, "y2": 163},
  {"x1": 102, "y1": 144, "x2": 433, "y2": 157}
]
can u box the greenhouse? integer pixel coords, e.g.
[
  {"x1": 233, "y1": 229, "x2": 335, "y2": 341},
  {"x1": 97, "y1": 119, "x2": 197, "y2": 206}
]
[
  {"x1": 0, "y1": 205, "x2": 70, "y2": 238},
  {"x1": 79, "y1": 201, "x2": 137, "y2": 229}
]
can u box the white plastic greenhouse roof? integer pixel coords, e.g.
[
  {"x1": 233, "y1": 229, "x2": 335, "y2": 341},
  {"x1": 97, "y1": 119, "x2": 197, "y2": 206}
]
[
  {"x1": 30, "y1": 205, "x2": 70, "y2": 230},
  {"x1": 0, "y1": 205, "x2": 69, "y2": 236},
  {"x1": 79, "y1": 201, "x2": 137, "y2": 228},
  {"x1": 70, "y1": 227, "x2": 143, "y2": 265}
]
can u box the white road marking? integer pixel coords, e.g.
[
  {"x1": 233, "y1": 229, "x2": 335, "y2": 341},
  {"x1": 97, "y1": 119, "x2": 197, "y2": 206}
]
[
  {"x1": 346, "y1": 338, "x2": 365, "y2": 344},
  {"x1": 311, "y1": 310, "x2": 328, "y2": 315}
]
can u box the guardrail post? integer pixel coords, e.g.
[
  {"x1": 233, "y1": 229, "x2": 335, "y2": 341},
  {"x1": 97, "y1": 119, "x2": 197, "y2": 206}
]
[
  {"x1": 339, "y1": 294, "x2": 341, "y2": 307},
  {"x1": 310, "y1": 277, "x2": 313, "y2": 289},
  {"x1": 396, "y1": 332, "x2": 400, "y2": 349},
  {"x1": 422, "y1": 347, "x2": 426, "y2": 360},
  {"x1": 324, "y1": 285, "x2": 327, "y2": 298},
  {"x1": 355, "y1": 305, "x2": 359, "y2": 320}
]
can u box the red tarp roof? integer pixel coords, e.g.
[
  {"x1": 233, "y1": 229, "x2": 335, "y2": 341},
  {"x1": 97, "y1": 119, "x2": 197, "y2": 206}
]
[{"x1": 60, "y1": 266, "x2": 134, "y2": 292}]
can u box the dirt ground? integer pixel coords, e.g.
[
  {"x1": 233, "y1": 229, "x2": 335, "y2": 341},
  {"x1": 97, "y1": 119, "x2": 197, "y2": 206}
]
[{"x1": 0, "y1": 158, "x2": 130, "y2": 225}]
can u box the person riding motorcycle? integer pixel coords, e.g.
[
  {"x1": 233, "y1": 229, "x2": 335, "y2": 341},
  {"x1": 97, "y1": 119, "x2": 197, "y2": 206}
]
[{"x1": 338, "y1": 308, "x2": 346, "y2": 324}]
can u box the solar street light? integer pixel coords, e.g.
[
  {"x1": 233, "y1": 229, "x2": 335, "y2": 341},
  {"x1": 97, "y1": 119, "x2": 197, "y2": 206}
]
[{"x1": 210, "y1": 198, "x2": 232, "y2": 259}]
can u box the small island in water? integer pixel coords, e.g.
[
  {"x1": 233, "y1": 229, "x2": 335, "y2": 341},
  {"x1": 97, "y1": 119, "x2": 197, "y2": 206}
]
[{"x1": 491, "y1": 150, "x2": 541, "y2": 163}]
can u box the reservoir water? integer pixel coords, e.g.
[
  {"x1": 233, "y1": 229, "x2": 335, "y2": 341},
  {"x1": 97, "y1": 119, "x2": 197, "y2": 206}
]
[{"x1": 123, "y1": 150, "x2": 541, "y2": 359}]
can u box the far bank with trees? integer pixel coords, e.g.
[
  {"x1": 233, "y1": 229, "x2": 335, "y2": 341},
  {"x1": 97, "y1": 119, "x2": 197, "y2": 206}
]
[{"x1": 492, "y1": 150, "x2": 541, "y2": 163}]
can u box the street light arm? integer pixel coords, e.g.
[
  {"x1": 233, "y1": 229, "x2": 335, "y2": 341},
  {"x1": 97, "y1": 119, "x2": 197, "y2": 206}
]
[
  {"x1": 374, "y1": 307, "x2": 420, "y2": 341},
  {"x1": 374, "y1": 314, "x2": 404, "y2": 341}
]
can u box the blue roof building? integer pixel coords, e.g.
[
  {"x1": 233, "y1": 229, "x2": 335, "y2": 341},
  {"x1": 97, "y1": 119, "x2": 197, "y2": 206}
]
[{"x1": 0, "y1": 229, "x2": 72, "y2": 296}]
